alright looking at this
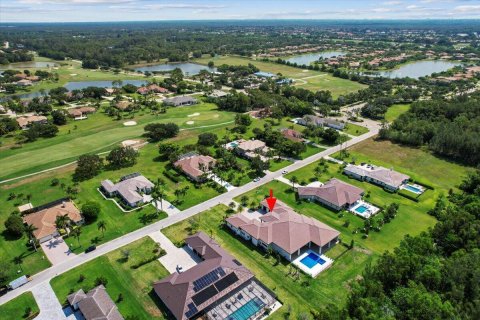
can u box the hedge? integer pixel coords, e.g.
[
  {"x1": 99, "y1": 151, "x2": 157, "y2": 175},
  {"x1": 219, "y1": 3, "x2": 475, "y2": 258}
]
[{"x1": 398, "y1": 189, "x2": 420, "y2": 202}]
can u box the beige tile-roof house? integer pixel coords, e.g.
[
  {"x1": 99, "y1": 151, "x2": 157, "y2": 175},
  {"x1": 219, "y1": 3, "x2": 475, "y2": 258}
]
[
  {"x1": 174, "y1": 154, "x2": 216, "y2": 182},
  {"x1": 344, "y1": 163, "x2": 410, "y2": 191},
  {"x1": 297, "y1": 178, "x2": 364, "y2": 211},
  {"x1": 226, "y1": 200, "x2": 340, "y2": 262},
  {"x1": 68, "y1": 285, "x2": 123, "y2": 320},
  {"x1": 16, "y1": 115, "x2": 48, "y2": 129},
  {"x1": 22, "y1": 199, "x2": 84, "y2": 243},
  {"x1": 153, "y1": 232, "x2": 276, "y2": 320}
]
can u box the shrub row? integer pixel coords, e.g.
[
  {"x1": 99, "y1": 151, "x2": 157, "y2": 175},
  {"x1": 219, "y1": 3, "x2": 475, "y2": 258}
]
[{"x1": 410, "y1": 179, "x2": 435, "y2": 190}]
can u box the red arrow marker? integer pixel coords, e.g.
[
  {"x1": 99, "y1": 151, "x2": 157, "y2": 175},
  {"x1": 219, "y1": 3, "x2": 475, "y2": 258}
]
[{"x1": 266, "y1": 189, "x2": 277, "y2": 212}]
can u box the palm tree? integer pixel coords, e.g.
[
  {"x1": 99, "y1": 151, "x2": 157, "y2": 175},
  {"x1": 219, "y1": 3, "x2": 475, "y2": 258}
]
[
  {"x1": 152, "y1": 178, "x2": 165, "y2": 213},
  {"x1": 13, "y1": 255, "x2": 23, "y2": 272},
  {"x1": 55, "y1": 214, "x2": 71, "y2": 236},
  {"x1": 290, "y1": 176, "x2": 299, "y2": 190},
  {"x1": 97, "y1": 220, "x2": 106, "y2": 238},
  {"x1": 71, "y1": 227, "x2": 82, "y2": 247},
  {"x1": 240, "y1": 196, "x2": 249, "y2": 207},
  {"x1": 24, "y1": 224, "x2": 38, "y2": 252}
]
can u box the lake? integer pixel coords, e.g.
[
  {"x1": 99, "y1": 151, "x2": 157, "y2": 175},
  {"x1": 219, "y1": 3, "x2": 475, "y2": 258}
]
[
  {"x1": 363, "y1": 60, "x2": 461, "y2": 79},
  {"x1": 0, "y1": 61, "x2": 59, "y2": 70},
  {"x1": 2, "y1": 79, "x2": 148, "y2": 100},
  {"x1": 133, "y1": 62, "x2": 216, "y2": 75},
  {"x1": 286, "y1": 51, "x2": 345, "y2": 65}
]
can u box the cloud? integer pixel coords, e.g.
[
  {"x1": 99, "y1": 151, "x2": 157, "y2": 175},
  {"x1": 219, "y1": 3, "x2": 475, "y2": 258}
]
[
  {"x1": 453, "y1": 5, "x2": 480, "y2": 12},
  {"x1": 18, "y1": 0, "x2": 135, "y2": 4},
  {"x1": 382, "y1": 1, "x2": 403, "y2": 5}
]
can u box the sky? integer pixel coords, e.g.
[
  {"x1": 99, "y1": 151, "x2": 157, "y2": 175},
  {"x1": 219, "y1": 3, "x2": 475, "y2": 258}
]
[{"x1": 1, "y1": 0, "x2": 480, "y2": 23}]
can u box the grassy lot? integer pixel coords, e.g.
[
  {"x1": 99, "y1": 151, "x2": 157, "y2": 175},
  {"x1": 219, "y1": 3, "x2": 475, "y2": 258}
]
[
  {"x1": 343, "y1": 123, "x2": 369, "y2": 136},
  {"x1": 194, "y1": 55, "x2": 366, "y2": 97},
  {"x1": 0, "y1": 103, "x2": 235, "y2": 180},
  {"x1": 385, "y1": 104, "x2": 411, "y2": 122},
  {"x1": 51, "y1": 237, "x2": 169, "y2": 319},
  {"x1": 0, "y1": 292, "x2": 39, "y2": 319},
  {"x1": 163, "y1": 205, "x2": 376, "y2": 319}
]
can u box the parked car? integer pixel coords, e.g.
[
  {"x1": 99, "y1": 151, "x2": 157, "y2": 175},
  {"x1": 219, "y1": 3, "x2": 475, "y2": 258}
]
[
  {"x1": 85, "y1": 245, "x2": 96, "y2": 253},
  {"x1": 253, "y1": 177, "x2": 260, "y2": 182},
  {"x1": 282, "y1": 170, "x2": 288, "y2": 174}
]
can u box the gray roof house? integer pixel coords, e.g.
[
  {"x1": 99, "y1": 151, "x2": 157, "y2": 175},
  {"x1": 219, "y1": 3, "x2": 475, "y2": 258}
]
[
  {"x1": 344, "y1": 163, "x2": 410, "y2": 191},
  {"x1": 101, "y1": 173, "x2": 154, "y2": 207},
  {"x1": 226, "y1": 200, "x2": 340, "y2": 262},
  {"x1": 297, "y1": 178, "x2": 364, "y2": 211},
  {"x1": 68, "y1": 285, "x2": 124, "y2": 320},
  {"x1": 153, "y1": 232, "x2": 276, "y2": 320},
  {"x1": 163, "y1": 96, "x2": 198, "y2": 107},
  {"x1": 297, "y1": 115, "x2": 345, "y2": 130}
]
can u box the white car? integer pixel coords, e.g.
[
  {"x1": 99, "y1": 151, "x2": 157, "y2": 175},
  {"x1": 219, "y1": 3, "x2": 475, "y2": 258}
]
[{"x1": 253, "y1": 177, "x2": 260, "y2": 182}]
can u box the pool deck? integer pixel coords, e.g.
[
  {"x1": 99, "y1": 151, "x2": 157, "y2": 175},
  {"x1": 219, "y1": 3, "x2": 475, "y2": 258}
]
[
  {"x1": 292, "y1": 250, "x2": 333, "y2": 278},
  {"x1": 349, "y1": 200, "x2": 380, "y2": 219}
]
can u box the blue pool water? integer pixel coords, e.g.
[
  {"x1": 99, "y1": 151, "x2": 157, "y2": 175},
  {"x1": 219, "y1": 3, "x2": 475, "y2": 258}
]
[
  {"x1": 300, "y1": 252, "x2": 326, "y2": 269},
  {"x1": 405, "y1": 185, "x2": 422, "y2": 194},
  {"x1": 355, "y1": 205, "x2": 369, "y2": 214},
  {"x1": 228, "y1": 298, "x2": 265, "y2": 320}
]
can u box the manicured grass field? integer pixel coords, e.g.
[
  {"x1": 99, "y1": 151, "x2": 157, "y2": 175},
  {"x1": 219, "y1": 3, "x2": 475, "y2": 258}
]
[
  {"x1": 343, "y1": 123, "x2": 369, "y2": 136},
  {"x1": 51, "y1": 237, "x2": 169, "y2": 319},
  {"x1": 194, "y1": 55, "x2": 367, "y2": 97},
  {"x1": 385, "y1": 104, "x2": 411, "y2": 122},
  {"x1": 0, "y1": 292, "x2": 39, "y2": 319},
  {"x1": 163, "y1": 205, "x2": 376, "y2": 319},
  {"x1": 0, "y1": 103, "x2": 235, "y2": 180}
]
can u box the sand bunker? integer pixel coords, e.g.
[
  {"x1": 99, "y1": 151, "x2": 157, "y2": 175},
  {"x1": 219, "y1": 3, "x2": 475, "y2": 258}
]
[
  {"x1": 213, "y1": 114, "x2": 219, "y2": 118},
  {"x1": 121, "y1": 139, "x2": 146, "y2": 149},
  {"x1": 69, "y1": 73, "x2": 77, "y2": 76},
  {"x1": 186, "y1": 121, "x2": 195, "y2": 125},
  {"x1": 187, "y1": 112, "x2": 200, "y2": 117},
  {"x1": 303, "y1": 70, "x2": 309, "y2": 72},
  {"x1": 123, "y1": 121, "x2": 137, "y2": 126}
]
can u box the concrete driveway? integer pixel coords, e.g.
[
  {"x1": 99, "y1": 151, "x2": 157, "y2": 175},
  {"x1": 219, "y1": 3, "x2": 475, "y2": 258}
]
[
  {"x1": 41, "y1": 238, "x2": 76, "y2": 265},
  {"x1": 149, "y1": 231, "x2": 200, "y2": 273}
]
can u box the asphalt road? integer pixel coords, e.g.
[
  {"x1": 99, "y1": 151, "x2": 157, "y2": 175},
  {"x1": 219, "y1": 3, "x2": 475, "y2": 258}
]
[{"x1": 0, "y1": 124, "x2": 379, "y2": 306}]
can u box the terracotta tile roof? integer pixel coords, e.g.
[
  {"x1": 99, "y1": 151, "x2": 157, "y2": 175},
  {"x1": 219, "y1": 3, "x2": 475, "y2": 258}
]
[
  {"x1": 153, "y1": 232, "x2": 254, "y2": 320},
  {"x1": 22, "y1": 200, "x2": 82, "y2": 240},
  {"x1": 174, "y1": 155, "x2": 216, "y2": 179},
  {"x1": 67, "y1": 107, "x2": 96, "y2": 117},
  {"x1": 16, "y1": 115, "x2": 47, "y2": 128},
  {"x1": 297, "y1": 178, "x2": 364, "y2": 207},
  {"x1": 226, "y1": 200, "x2": 340, "y2": 254},
  {"x1": 280, "y1": 128, "x2": 303, "y2": 142},
  {"x1": 237, "y1": 139, "x2": 266, "y2": 152}
]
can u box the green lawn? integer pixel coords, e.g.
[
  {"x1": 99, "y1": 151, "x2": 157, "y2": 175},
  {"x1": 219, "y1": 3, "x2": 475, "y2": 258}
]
[
  {"x1": 193, "y1": 55, "x2": 366, "y2": 97},
  {"x1": 0, "y1": 292, "x2": 39, "y2": 319},
  {"x1": 343, "y1": 123, "x2": 369, "y2": 136},
  {"x1": 163, "y1": 205, "x2": 376, "y2": 319},
  {"x1": 50, "y1": 237, "x2": 169, "y2": 319},
  {"x1": 0, "y1": 103, "x2": 235, "y2": 180},
  {"x1": 385, "y1": 104, "x2": 411, "y2": 122}
]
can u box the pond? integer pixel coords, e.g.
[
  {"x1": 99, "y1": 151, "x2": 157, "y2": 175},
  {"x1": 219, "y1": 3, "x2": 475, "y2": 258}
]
[
  {"x1": 0, "y1": 61, "x2": 59, "y2": 69},
  {"x1": 1, "y1": 79, "x2": 148, "y2": 100},
  {"x1": 363, "y1": 60, "x2": 461, "y2": 79},
  {"x1": 286, "y1": 51, "x2": 345, "y2": 65},
  {"x1": 133, "y1": 62, "x2": 216, "y2": 75}
]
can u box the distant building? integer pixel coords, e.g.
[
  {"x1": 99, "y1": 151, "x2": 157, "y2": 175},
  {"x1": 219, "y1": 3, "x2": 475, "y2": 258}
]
[
  {"x1": 137, "y1": 84, "x2": 169, "y2": 95},
  {"x1": 254, "y1": 71, "x2": 276, "y2": 78},
  {"x1": 16, "y1": 115, "x2": 48, "y2": 130},
  {"x1": 115, "y1": 100, "x2": 132, "y2": 111},
  {"x1": 297, "y1": 115, "x2": 345, "y2": 130},
  {"x1": 344, "y1": 163, "x2": 410, "y2": 191},
  {"x1": 174, "y1": 153, "x2": 216, "y2": 182},
  {"x1": 163, "y1": 96, "x2": 198, "y2": 107},
  {"x1": 68, "y1": 285, "x2": 123, "y2": 320},
  {"x1": 297, "y1": 178, "x2": 364, "y2": 211},
  {"x1": 22, "y1": 199, "x2": 84, "y2": 243},
  {"x1": 153, "y1": 232, "x2": 276, "y2": 320},
  {"x1": 16, "y1": 79, "x2": 33, "y2": 86},
  {"x1": 280, "y1": 128, "x2": 304, "y2": 142},
  {"x1": 101, "y1": 173, "x2": 154, "y2": 207},
  {"x1": 226, "y1": 200, "x2": 340, "y2": 262},
  {"x1": 208, "y1": 90, "x2": 228, "y2": 98},
  {"x1": 67, "y1": 106, "x2": 96, "y2": 120}
]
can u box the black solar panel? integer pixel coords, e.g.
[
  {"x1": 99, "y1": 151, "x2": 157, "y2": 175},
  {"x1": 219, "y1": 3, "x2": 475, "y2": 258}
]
[
  {"x1": 191, "y1": 284, "x2": 219, "y2": 306},
  {"x1": 185, "y1": 303, "x2": 198, "y2": 319},
  {"x1": 214, "y1": 272, "x2": 239, "y2": 292},
  {"x1": 193, "y1": 267, "x2": 225, "y2": 292}
]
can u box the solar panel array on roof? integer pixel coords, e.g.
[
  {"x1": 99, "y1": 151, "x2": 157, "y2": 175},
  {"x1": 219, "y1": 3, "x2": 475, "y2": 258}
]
[
  {"x1": 214, "y1": 272, "x2": 239, "y2": 292},
  {"x1": 191, "y1": 284, "x2": 218, "y2": 306},
  {"x1": 185, "y1": 303, "x2": 198, "y2": 319},
  {"x1": 193, "y1": 267, "x2": 225, "y2": 292}
]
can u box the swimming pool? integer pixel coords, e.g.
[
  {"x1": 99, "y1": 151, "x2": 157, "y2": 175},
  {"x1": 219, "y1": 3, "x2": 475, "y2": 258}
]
[
  {"x1": 355, "y1": 205, "x2": 368, "y2": 214},
  {"x1": 300, "y1": 252, "x2": 326, "y2": 269},
  {"x1": 404, "y1": 184, "x2": 423, "y2": 194},
  {"x1": 228, "y1": 298, "x2": 265, "y2": 320}
]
